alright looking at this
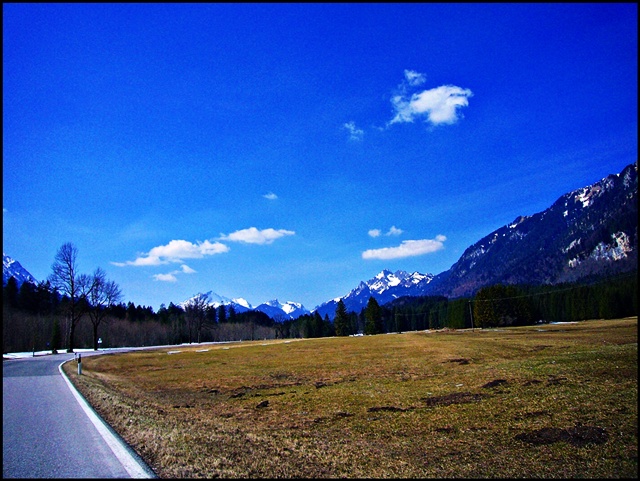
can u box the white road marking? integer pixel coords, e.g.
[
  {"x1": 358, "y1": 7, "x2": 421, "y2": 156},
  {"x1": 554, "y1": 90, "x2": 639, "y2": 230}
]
[{"x1": 58, "y1": 361, "x2": 155, "y2": 478}]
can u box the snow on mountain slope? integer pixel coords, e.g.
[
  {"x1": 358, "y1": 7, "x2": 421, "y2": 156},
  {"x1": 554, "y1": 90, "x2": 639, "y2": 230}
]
[
  {"x1": 181, "y1": 292, "x2": 310, "y2": 320},
  {"x1": 426, "y1": 162, "x2": 637, "y2": 297},
  {"x1": 314, "y1": 269, "x2": 435, "y2": 320},
  {"x1": 3, "y1": 253, "x2": 38, "y2": 286}
]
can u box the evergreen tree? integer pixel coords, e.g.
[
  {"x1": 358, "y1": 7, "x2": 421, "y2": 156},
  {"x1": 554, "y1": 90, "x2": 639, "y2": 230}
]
[
  {"x1": 206, "y1": 305, "x2": 217, "y2": 324},
  {"x1": 157, "y1": 304, "x2": 169, "y2": 324},
  {"x1": 474, "y1": 284, "x2": 534, "y2": 327},
  {"x1": 3, "y1": 276, "x2": 20, "y2": 308},
  {"x1": 313, "y1": 311, "x2": 323, "y2": 338},
  {"x1": 364, "y1": 296, "x2": 383, "y2": 335},
  {"x1": 323, "y1": 314, "x2": 335, "y2": 337},
  {"x1": 301, "y1": 314, "x2": 315, "y2": 338},
  {"x1": 217, "y1": 304, "x2": 227, "y2": 324},
  {"x1": 18, "y1": 281, "x2": 38, "y2": 313},
  {"x1": 334, "y1": 299, "x2": 349, "y2": 336},
  {"x1": 228, "y1": 305, "x2": 237, "y2": 323},
  {"x1": 393, "y1": 307, "x2": 402, "y2": 333},
  {"x1": 126, "y1": 302, "x2": 139, "y2": 322},
  {"x1": 349, "y1": 312, "x2": 359, "y2": 335}
]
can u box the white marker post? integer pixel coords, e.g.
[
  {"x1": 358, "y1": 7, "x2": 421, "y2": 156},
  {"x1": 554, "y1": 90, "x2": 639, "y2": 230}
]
[{"x1": 77, "y1": 353, "x2": 82, "y2": 375}]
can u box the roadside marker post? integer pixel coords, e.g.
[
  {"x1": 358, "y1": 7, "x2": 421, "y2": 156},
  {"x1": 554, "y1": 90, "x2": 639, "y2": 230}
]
[{"x1": 78, "y1": 353, "x2": 82, "y2": 375}]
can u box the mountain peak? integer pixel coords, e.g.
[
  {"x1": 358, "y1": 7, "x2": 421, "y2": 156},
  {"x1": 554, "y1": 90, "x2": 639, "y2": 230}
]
[
  {"x1": 3, "y1": 253, "x2": 38, "y2": 287},
  {"x1": 314, "y1": 268, "x2": 435, "y2": 319},
  {"x1": 429, "y1": 162, "x2": 637, "y2": 298},
  {"x1": 375, "y1": 269, "x2": 393, "y2": 279},
  {"x1": 255, "y1": 299, "x2": 309, "y2": 319}
]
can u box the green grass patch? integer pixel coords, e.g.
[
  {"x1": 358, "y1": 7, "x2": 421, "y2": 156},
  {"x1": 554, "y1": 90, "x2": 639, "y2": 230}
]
[{"x1": 63, "y1": 318, "x2": 638, "y2": 478}]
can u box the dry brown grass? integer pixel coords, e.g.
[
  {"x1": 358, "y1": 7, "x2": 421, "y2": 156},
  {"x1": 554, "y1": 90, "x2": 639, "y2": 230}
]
[{"x1": 63, "y1": 318, "x2": 638, "y2": 478}]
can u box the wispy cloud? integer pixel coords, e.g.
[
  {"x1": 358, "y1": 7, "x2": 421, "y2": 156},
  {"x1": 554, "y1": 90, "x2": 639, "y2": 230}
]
[
  {"x1": 362, "y1": 235, "x2": 446, "y2": 260},
  {"x1": 388, "y1": 70, "x2": 472, "y2": 127},
  {"x1": 344, "y1": 121, "x2": 364, "y2": 141},
  {"x1": 152, "y1": 264, "x2": 196, "y2": 282},
  {"x1": 386, "y1": 225, "x2": 403, "y2": 236},
  {"x1": 368, "y1": 226, "x2": 403, "y2": 237},
  {"x1": 219, "y1": 227, "x2": 295, "y2": 245},
  {"x1": 263, "y1": 192, "x2": 278, "y2": 200},
  {"x1": 180, "y1": 264, "x2": 196, "y2": 274},
  {"x1": 404, "y1": 69, "x2": 426, "y2": 86},
  {"x1": 112, "y1": 239, "x2": 229, "y2": 266},
  {"x1": 153, "y1": 273, "x2": 178, "y2": 282}
]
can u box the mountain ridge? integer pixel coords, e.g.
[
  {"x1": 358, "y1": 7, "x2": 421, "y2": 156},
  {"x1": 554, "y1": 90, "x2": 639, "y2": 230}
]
[
  {"x1": 179, "y1": 292, "x2": 311, "y2": 320},
  {"x1": 3, "y1": 253, "x2": 38, "y2": 287},
  {"x1": 4, "y1": 163, "x2": 636, "y2": 319},
  {"x1": 313, "y1": 269, "x2": 435, "y2": 320},
  {"x1": 424, "y1": 162, "x2": 637, "y2": 298}
]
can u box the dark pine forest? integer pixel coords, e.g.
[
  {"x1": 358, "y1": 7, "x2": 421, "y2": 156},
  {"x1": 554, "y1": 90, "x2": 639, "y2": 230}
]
[{"x1": 3, "y1": 268, "x2": 636, "y2": 354}]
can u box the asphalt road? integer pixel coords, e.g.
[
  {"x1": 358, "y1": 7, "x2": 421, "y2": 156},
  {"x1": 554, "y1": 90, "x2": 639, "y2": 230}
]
[{"x1": 3, "y1": 352, "x2": 156, "y2": 478}]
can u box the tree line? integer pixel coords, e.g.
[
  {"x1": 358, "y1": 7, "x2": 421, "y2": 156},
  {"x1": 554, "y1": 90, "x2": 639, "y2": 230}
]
[
  {"x1": 3, "y1": 242, "x2": 637, "y2": 354},
  {"x1": 383, "y1": 272, "x2": 637, "y2": 330}
]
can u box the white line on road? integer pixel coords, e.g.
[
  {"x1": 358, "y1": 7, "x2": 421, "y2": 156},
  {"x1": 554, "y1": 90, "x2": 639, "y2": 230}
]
[{"x1": 58, "y1": 361, "x2": 155, "y2": 478}]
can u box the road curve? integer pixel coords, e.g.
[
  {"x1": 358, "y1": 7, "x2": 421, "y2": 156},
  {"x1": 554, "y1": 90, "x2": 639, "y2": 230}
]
[{"x1": 3, "y1": 352, "x2": 156, "y2": 478}]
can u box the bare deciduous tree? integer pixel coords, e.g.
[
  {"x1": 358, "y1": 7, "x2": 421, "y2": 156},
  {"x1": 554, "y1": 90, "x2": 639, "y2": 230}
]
[
  {"x1": 48, "y1": 242, "x2": 90, "y2": 352},
  {"x1": 184, "y1": 292, "x2": 211, "y2": 343},
  {"x1": 84, "y1": 267, "x2": 123, "y2": 350}
]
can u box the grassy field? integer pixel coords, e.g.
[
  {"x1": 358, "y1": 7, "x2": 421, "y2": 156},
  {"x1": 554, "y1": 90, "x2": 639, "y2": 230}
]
[{"x1": 63, "y1": 318, "x2": 638, "y2": 478}]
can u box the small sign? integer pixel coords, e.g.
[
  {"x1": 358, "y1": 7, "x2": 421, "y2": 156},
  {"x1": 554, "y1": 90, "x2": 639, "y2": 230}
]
[{"x1": 98, "y1": 338, "x2": 102, "y2": 344}]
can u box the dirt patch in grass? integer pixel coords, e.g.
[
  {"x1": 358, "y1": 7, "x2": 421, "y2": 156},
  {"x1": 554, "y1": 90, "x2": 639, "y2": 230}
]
[
  {"x1": 482, "y1": 378, "x2": 508, "y2": 388},
  {"x1": 445, "y1": 357, "x2": 470, "y2": 365},
  {"x1": 515, "y1": 424, "x2": 609, "y2": 447},
  {"x1": 367, "y1": 405, "x2": 410, "y2": 413},
  {"x1": 421, "y1": 391, "x2": 486, "y2": 406}
]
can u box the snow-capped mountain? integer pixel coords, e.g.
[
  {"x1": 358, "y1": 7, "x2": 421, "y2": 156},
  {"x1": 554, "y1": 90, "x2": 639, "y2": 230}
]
[
  {"x1": 426, "y1": 162, "x2": 638, "y2": 298},
  {"x1": 313, "y1": 162, "x2": 637, "y2": 319},
  {"x1": 3, "y1": 253, "x2": 38, "y2": 287},
  {"x1": 181, "y1": 292, "x2": 309, "y2": 320},
  {"x1": 180, "y1": 291, "x2": 252, "y2": 313},
  {"x1": 314, "y1": 269, "x2": 435, "y2": 319},
  {"x1": 254, "y1": 299, "x2": 310, "y2": 320},
  {"x1": 6, "y1": 162, "x2": 636, "y2": 324}
]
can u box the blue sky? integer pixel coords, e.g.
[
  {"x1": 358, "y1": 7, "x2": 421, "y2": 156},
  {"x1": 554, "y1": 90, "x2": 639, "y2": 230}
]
[{"x1": 3, "y1": 3, "x2": 637, "y2": 311}]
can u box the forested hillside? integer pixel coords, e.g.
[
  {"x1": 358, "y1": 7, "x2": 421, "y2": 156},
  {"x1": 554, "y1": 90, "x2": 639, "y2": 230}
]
[{"x1": 4, "y1": 270, "x2": 636, "y2": 354}]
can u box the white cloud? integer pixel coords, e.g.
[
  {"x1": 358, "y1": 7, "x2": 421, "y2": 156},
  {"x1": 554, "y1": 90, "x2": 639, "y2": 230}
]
[
  {"x1": 369, "y1": 226, "x2": 403, "y2": 237},
  {"x1": 362, "y1": 235, "x2": 446, "y2": 260},
  {"x1": 388, "y1": 70, "x2": 472, "y2": 127},
  {"x1": 219, "y1": 227, "x2": 295, "y2": 245},
  {"x1": 112, "y1": 239, "x2": 229, "y2": 266},
  {"x1": 344, "y1": 121, "x2": 364, "y2": 141},
  {"x1": 151, "y1": 264, "x2": 196, "y2": 283},
  {"x1": 390, "y1": 85, "x2": 472, "y2": 126},
  {"x1": 404, "y1": 69, "x2": 426, "y2": 86},
  {"x1": 386, "y1": 226, "x2": 403, "y2": 236},
  {"x1": 263, "y1": 192, "x2": 278, "y2": 200},
  {"x1": 153, "y1": 273, "x2": 178, "y2": 282},
  {"x1": 180, "y1": 264, "x2": 196, "y2": 274}
]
